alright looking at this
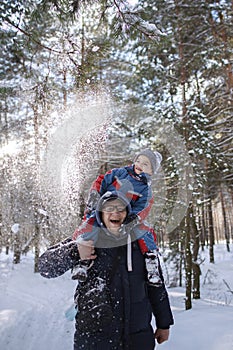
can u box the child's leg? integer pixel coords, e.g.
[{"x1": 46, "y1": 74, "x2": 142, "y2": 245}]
[
  {"x1": 136, "y1": 225, "x2": 163, "y2": 287},
  {"x1": 72, "y1": 233, "x2": 97, "y2": 281},
  {"x1": 145, "y1": 250, "x2": 163, "y2": 287},
  {"x1": 134, "y1": 227, "x2": 158, "y2": 252},
  {"x1": 72, "y1": 212, "x2": 100, "y2": 241},
  {"x1": 71, "y1": 215, "x2": 102, "y2": 281}
]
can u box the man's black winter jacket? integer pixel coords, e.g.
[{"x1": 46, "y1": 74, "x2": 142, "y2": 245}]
[{"x1": 39, "y1": 236, "x2": 174, "y2": 350}]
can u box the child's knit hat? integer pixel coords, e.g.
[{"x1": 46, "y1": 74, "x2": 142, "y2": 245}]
[{"x1": 134, "y1": 149, "x2": 162, "y2": 174}]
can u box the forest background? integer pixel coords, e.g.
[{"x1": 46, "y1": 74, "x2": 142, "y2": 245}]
[{"x1": 0, "y1": 0, "x2": 233, "y2": 310}]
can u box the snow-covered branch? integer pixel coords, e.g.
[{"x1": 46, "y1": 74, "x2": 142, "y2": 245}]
[{"x1": 112, "y1": 0, "x2": 165, "y2": 41}]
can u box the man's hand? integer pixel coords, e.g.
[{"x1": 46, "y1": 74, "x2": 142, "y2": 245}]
[
  {"x1": 154, "y1": 328, "x2": 170, "y2": 344},
  {"x1": 77, "y1": 239, "x2": 97, "y2": 260}
]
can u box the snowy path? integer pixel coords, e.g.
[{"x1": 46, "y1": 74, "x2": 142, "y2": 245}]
[
  {"x1": 0, "y1": 244, "x2": 233, "y2": 350},
  {"x1": 0, "y1": 253, "x2": 75, "y2": 350}
]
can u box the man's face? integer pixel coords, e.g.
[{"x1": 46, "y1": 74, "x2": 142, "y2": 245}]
[
  {"x1": 101, "y1": 199, "x2": 127, "y2": 235},
  {"x1": 134, "y1": 155, "x2": 153, "y2": 175}
]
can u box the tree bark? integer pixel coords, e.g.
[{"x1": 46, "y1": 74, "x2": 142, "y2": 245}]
[
  {"x1": 32, "y1": 102, "x2": 41, "y2": 273},
  {"x1": 208, "y1": 198, "x2": 215, "y2": 263},
  {"x1": 190, "y1": 204, "x2": 201, "y2": 299},
  {"x1": 34, "y1": 223, "x2": 40, "y2": 273},
  {"x1": 220, "y1": 185, "x2": 230, "y2": 252},
  {"x1": 13, "y1": 234, "x2": 21, "y2": 264},
  {"x1": 185, "y1": 207, "x2": 192, "y2": 310}
]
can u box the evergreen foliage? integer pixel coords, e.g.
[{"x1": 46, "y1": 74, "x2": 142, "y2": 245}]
[{"x1": 0, "y1": 0, "x2": 232, "y2": 308}]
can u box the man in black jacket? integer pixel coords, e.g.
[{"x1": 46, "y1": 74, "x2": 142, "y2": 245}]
[{"x1": 39, "y1": 191, "x2": 174, "y2": 350}]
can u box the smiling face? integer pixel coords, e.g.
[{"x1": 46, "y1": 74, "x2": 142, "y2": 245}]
[
  {"x1": 101, "y1": 199, "x2": 127, "y2": 236},
  {"x1": 134, "y1": 155, "x2": 153, "y2": 175}
]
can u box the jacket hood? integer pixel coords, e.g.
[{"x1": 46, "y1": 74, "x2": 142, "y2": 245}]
[
  {"x1": 95, "y1": 191, "x2": 133, "y2": 271},
  {"x1": 96, "y1": 191, "x2": 132, "y2": 230}
]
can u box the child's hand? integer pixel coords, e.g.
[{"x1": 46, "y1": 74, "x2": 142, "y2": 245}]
[{"x1": 77, "y1": 239, "x2": 97, "y2": 260}]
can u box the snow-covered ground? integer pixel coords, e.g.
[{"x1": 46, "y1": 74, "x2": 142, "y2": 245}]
[{"x1": 0, "y1": 243, "x2": 233, "y2": 350}]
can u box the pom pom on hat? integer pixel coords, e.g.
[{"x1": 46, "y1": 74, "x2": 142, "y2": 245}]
[{"x1": 134, "y1": 149, "x2": 162, "y2": 174}]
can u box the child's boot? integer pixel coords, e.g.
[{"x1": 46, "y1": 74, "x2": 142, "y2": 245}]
[
  {"x1": 71, "y1": 260, "x2": 93, "y2": 282},
  {"x1": 145, "y1": 251, "x2": 163, "y2": 286}
]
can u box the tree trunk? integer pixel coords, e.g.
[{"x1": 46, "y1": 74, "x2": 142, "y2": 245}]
[
  {"x1": 199, "y1": 203, "x2": 205, "y2": 251},
  {"x1": 32, "y1": 103, "x2": 41, "y2": 273},
  {"x1": 185, "y1": 208, "x2": 192, "y2": 310},
  {"x1": 190, "y1": 204, "x2": 201, "y2": 299},
  {"x1": 34, "y1": 223, "x2": 40, "y2": 273},
  {"x1": 192, "y1": 262, "x2": 201, "y2": 299},
  {"x1": 204, "y1": 203, "x2": 208, "y2": 245},
  {"x1": 220, "y1": 185, "x2": 230, "y2": 252},
  {"x1": 179, "y1": 242, "x2": 183, "y2": 288},
  {"x1": 13, "y1": 234, "x2": 21, "y2": 264},
  {"x1": 174, "y1": 0, "x2": 187, "y2": 117},
  {"x1": 208, "y1": 199, "x2": 215, "y2": 263}
]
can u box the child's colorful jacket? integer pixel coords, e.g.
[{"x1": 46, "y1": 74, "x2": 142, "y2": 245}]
[{"x1": 73, "y1": 165, "x2": 157, "y2": 253}]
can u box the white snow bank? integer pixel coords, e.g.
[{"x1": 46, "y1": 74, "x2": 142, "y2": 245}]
[{"x1": 0, "y1": 243, "x2": 232, "y2": 350}]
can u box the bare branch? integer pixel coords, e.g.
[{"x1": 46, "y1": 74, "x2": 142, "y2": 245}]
[{"x1": 223, "y1": 279, "x2": 233, "y2": 294}]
